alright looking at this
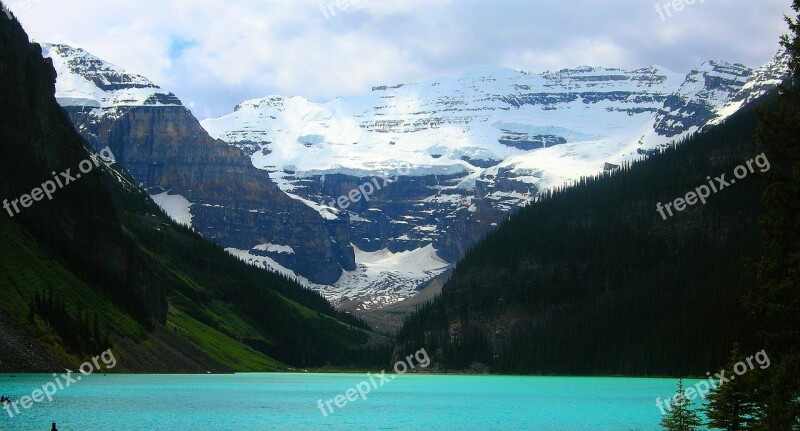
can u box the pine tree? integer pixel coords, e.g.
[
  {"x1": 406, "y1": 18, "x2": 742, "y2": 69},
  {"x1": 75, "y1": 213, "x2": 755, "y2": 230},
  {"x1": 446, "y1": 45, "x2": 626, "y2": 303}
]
[
  {"x1": 661, "y1": 379, "x2": 703, "y2": 431},
  {"x1": 705, "y1": 346, "x2": 757, "y2": 430}
]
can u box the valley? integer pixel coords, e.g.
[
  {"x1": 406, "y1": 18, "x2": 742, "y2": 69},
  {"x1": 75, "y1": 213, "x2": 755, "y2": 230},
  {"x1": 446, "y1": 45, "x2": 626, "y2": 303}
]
[{"x1": 42, "y1": 43, "x2": 789, "y2": 322}]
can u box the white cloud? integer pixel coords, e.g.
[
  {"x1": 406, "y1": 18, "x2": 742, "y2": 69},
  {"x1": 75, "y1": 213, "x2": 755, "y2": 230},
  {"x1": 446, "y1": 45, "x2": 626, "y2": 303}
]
[
  {"x1": 504, "y1": 38, "x2": 633, "y2": 73},
  {"x1": 9, "y1": 0, "x2": 793, "y2": 119}
]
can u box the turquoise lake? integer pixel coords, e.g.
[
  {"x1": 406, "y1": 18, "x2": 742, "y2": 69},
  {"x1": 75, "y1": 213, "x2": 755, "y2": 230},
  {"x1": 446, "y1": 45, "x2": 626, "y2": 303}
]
[{"x1": 0, "y1": 374, "x2": 704, "y2": 430}]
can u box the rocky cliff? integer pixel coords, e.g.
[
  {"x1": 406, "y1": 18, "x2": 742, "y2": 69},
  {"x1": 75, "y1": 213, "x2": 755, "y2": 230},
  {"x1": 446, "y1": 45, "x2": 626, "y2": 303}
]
[{"x1": 43, "y1": 43, "x2": 354, "y2": 284}]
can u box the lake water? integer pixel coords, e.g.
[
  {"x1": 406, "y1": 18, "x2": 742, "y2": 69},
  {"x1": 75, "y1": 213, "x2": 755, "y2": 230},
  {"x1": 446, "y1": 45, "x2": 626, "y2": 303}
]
[{"x1": 0, "y1": 374, "x2": 702, "y2": 430}]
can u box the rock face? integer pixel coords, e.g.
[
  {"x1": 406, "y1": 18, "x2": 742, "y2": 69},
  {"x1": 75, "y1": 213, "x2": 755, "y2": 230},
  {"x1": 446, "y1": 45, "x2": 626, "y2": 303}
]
[
  {"x1": 43, "y1": 43, "x2": 353, "y2": 284},
  {"x1": 653, "y1": 61, "x2": 753, "y2": 137}
]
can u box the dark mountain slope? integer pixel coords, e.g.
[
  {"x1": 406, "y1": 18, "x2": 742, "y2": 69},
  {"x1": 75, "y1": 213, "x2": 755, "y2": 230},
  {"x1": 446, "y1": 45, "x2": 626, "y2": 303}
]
[
  {"x1": 0, "y1": 6, "x2": 386, "y2": 372},
  {"x1": 396, "y1": 95, "x2": 774, "y2": 376}
]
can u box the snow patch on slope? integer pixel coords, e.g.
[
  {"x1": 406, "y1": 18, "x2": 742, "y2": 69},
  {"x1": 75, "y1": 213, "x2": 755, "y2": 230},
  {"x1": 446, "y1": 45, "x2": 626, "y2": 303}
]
[
  {"x1": 253, "y1": 243, "x2": 296, "y2": 254},
  {"x1": 226, "y1": 248, "x2": 305, "y2": 282},
  {"x1": 225, "y1": 244, "x2": 450, "y2": 310},
  {"x1": 328, "y1": 244, "x2": 451, "y2": 310},
  {"x1": 151, "y1": 192, "x2": 193, "y2": 227}
]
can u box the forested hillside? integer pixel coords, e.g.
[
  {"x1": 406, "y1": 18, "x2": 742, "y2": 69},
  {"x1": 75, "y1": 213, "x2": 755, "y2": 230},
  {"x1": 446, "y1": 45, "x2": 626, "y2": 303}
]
[
  {"x1": 396, "y1": 95, "x2": 773, "y2": 377},
  {"x1": 0, "y1": 9, "x2": 388, "y2": 372}
]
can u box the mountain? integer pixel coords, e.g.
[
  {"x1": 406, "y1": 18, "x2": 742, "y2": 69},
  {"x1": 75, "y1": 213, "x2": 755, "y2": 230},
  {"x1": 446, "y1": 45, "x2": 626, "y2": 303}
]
[
  {"x1": 395, "y1": 90, "x2": 778, "y2": 376},
  {"x1": 0, "y1": 9, "x2": 385, "y2": 373},
  {"x1": 201, "y1": 55, "x2": 787, "y2": 317},
  {"x1": 43, "y1": 41, "x2": 789, "y2": 326},
  {"x1": 41, "y1": 43, "x2": 355, "y2": 285}
]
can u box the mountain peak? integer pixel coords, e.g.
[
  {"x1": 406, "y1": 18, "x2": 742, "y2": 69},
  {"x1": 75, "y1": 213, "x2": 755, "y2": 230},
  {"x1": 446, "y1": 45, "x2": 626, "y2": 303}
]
[
  {"x1": 460, "y1": 64, "x2": 526, "y2": 77},
  {"x1": 710, "y1": 49, "x2": 792, "y2": 126},
  {"x1": 695, "y1": 59, "x2": 752, "y2": 77},
  {"x1": 234, "y1": 95, "x2": 288, "y2": 112},
  {"x1": 41, "y1": 42, "x2": 182, "y2": 109}
]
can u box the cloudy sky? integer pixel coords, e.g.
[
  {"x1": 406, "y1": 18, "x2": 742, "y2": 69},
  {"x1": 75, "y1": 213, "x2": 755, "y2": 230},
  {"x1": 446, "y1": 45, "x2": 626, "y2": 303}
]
[{"x1": 9, "y1": 0, "x2": 794, "y2": 119}]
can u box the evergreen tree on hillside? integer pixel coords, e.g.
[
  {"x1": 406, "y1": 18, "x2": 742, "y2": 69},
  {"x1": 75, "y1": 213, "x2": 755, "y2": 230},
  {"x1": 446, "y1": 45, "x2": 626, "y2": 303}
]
[
  {"x1": 705, "y1": 346, "x2": 757, "y2": 430},
  {"x1": 742, "y1": 1, "x2": 800, "y2": 429},
  {"x1": 661, "y1": 379, "x2": 703, "y2": 431}
]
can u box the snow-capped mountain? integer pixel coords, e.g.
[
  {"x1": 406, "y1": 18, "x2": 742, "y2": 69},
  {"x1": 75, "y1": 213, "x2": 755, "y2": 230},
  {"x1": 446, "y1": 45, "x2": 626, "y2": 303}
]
[
  {"x1": 203, "y1": 65, "x2": 687, "y2": 181},
  {"x1": 201, "y1": 52, "x2": 788, "y2": 312},
  {"x1": 202, "y1": 60, "x2": 766, "y2": 188}
]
